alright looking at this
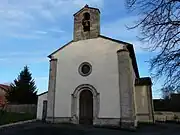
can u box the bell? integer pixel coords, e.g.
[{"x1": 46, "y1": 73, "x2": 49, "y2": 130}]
[{"x1": 85, "y1": 21, "x2": 89, "y2": 26}]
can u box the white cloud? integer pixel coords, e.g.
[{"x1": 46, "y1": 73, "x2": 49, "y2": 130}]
[
  {"x1": 0, "y1": 51, "x2": 49, "y2": 57},
  {"x1": 102, "y1": 16, "x2": 139, "y2": 40},
  {"x1": 0, "y1": 50, "x2": 49, "y2": 64},
  {"x1": 73, "y1": 0, "x2": 104, "y2": 7},
  {"x1": 35, "y1": 77, "x2": 48, "y2": 81},
  {"x1": 0, "y1": 57, "x2": 48, "y2": 64},
  {"x1": 34, "y1": 30, "x2": 48, "y2": 35},
  {"x1": 0, "y1": 0, "x2": 104, "y2": 39},
  {"x1": 49, "y1": 29, "x2": 64, "y2": 33},
  {"x1": 0, "y1": 58, "x2": 7, "y2": 61}
]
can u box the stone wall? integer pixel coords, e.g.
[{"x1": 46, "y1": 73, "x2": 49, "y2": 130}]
[
  {"x1": 94, "y1": 118, "x2": 120, "y2": 126},
  {"x1": 4, "y1": 104, "x2": 37, "y2": 114},
  {"x1": 47, "y1": 59, "x2": 57, "y2": 122},
  {"x1": 117, "y1": 48, "x2": 136, "y2": 129},
  {"x1": 74, "y1": 6, "x2": 100, "y2": 41},
  {"x1": 37, "y1": 92, "x2": 48, "y2": 120},
  {"x1": 154, "y1": 112, "x2": 180, "y2": 122},
  {"x1": 135, "y1": 85, "x2": 154, "y2": 123}
]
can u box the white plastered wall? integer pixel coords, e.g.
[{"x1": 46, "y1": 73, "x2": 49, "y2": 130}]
[
  {"x1": 135, "y1": 85, "x2": 154, "y2": 122},
  {"x1": 52, "y1": 37, "x2": 126, "y2": 119},
  {"x1": 37, "y1": 93, "x2": 48, "y2": 120}
]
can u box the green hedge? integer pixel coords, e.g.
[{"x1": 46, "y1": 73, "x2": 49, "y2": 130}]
[{"x1": 0, "y1": 110, "x2": 35, "y2": 125}]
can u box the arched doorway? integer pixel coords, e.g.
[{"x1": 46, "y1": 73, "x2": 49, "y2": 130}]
[
  {"x1": 79, "y1": 90, "x2": 93, "y2": 125},
  {"x1": 71, "y1": 84, "x2": 100, "y2": 124}
]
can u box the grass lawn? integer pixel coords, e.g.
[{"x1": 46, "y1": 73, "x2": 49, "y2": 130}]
[{"x1": 0, "y1": 110, "x2": 35, "y2": 125}]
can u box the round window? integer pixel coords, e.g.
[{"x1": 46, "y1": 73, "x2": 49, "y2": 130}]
[{"x1": 79, "y1": 62, "x2": 92, "y2": 76}]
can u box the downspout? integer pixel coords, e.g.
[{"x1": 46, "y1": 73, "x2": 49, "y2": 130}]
[
  {"x1": 53, "y1": 59, "x2": 57, "y2": 123},
  {"x1": 53, "y1": 84, "x2": 55, "y2": 123},
  {"x1": 147, "y1": 85, "x2": 151, "y2": 122},
  {"x1": 117, "y1": 51, "x2": 122, "y2": 127},
  {"x1": 147, "y1": 83, "x2": 154, "y2": 123},
  {"x1": 150, "y1": 85, "x2": 155, "y2": 123}
]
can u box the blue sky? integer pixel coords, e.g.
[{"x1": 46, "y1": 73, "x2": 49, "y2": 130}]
[{"x1": 0, "y1": 0, "x2": 162, "y2": 98}]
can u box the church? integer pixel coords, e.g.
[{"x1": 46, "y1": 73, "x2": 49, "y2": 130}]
[{"x1": 37, "y1": 5, "x2": 154, "y2": 129}]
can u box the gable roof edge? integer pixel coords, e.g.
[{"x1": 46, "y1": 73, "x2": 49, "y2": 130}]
[
  {"x1": 48, "y1": 35, "x2": 140, "y2": 78},
  {"x1": 99, "y1": 35, "x2": 140, "y2": 78},
  {"x1": 99, "y1": 35, "x2": 132, "y2": 46},
  {"x1": 126, "y1": 44, "x2": 140, "y2": 78},
  {"x1": 135, "y1": 77, "x2": 152, "y2": 86},
  {"x1": 38, "y1": 91, "x2": 48, "y2": 96},
  {"x1": 48, "y1": 40, "x2": 73, "y2": 58},
  {"x1": 0, "y1": 84, "x2": 10, "y2": 92}
]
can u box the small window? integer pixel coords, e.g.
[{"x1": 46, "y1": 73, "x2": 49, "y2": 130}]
[
  {"x1": 84, "y1": 12, "x2": 90, "y2": 20},
  {"x1": 79, "y1": 62, "x2": 92, "y2": 76},
  {"x1": 81, "y1": 64, "x2": 90, "y2": 74},
  {"x1": 82, "y1": 12, "x2": 90, "y2": 32}
]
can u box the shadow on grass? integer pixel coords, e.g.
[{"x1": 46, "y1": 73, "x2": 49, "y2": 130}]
[{"x1": 0, "y1": 110, "x2": 35, "y2": 125}]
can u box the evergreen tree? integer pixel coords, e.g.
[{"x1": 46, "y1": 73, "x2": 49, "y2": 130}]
[{"x1": 6, "y1": 66, "x2": 37, "y2": 104}]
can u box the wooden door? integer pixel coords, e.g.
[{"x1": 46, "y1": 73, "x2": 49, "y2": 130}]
[
  {"x1": 42, "y1": 100, "x2": 47, "y2": 121},
  {"x1": 79, "y1": 90, "x2": 93, "y2": 125}
]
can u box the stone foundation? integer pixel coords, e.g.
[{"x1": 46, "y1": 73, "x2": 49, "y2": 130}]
[
  {"x1": 46, "y1": 117, "x2": 136, "y2": 130},
  {"x1": 120, "y1": 118, "x2": 137, "y2": 129},
  {"x1": 46, "y1": 117, "x2": 72, "y2": 123},
  {"x1": 94, "y1": 118, "x2": 120, "y2": 127},
  {"x1": 47, "y1": 117, "x2": 120, "y2": 126},
  {"x1": 94, "y1": 118, "x2": 136, "y2": 129},
  {"x1": 117, "y1": 49, "x2": 136, "y2": 130}
]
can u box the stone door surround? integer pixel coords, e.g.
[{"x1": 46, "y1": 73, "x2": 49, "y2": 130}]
[{"x1": 71, "y1": 84, "x2": 100, "y2": 124}]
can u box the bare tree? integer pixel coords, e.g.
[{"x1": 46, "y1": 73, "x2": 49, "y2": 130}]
[
  {"x1": 161, "y1": 86, "x2": 175, "y2": 99},
  {"x1": 126, "y1": 0, "x2": 180, "y2": 91}
]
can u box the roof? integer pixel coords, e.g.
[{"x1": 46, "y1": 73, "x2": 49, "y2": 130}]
[
  {"x1": 99, "y1": 35, "x2": 132, "y2": 45},
  {"x1": 48, "y1": 40, "x2": 73, "y2": 58},
  {"x1": 73, "y1": 5, "x2": 100, "y2": 16},
  {"x1": 48, "y1": 35, "x2": 140, "y2": 77},
  {"x1": 135, "y1": 77, "x2": 152, "y2": 86},
  {"x1": 48, "y1": 35, "x2": 133, "y2": 58},
  {"x1": 99, "y1": 35, "x2": 140, "y2": 78},
  {"x1": 38, "y1": 91, "x2": 48, "y2": 96},
  {"x1": 99, "y1": 35, "x2": 139, "y2": 78},
  {"x1": 170, "y1": 93, "x2": 180, "y2": 99},
  {"x1": 126, "y1": 43, "x2": 140, "y2": 78},
  {"x1": 0, "y1": 84, "x2": 10, "y2": 92}
]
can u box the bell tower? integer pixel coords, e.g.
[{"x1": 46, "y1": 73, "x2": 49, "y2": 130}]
[{"x1": 73, "y1": 5, "x2": 100, "y2": 41}]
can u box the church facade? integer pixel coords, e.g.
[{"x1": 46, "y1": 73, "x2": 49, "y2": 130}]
[{"x1": 37, "y1": 5, "x2": 154, "y2": 129}]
